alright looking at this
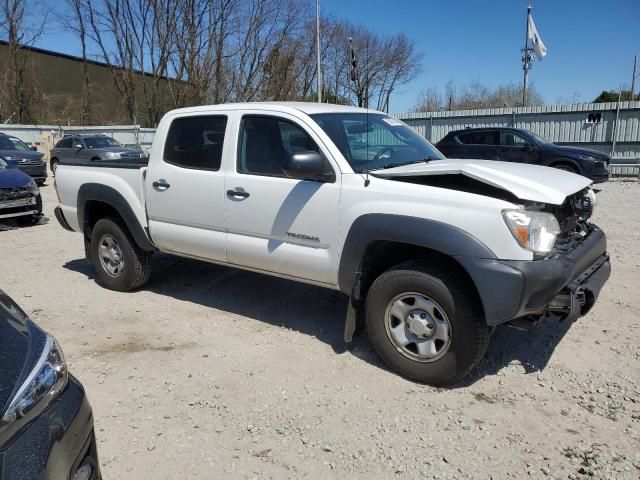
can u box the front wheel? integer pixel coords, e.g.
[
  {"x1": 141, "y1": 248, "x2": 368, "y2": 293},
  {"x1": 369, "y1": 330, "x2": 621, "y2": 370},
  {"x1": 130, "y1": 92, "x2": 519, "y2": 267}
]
[
  {"x1": 90, "y1": 218, "x2": 151, "y2": 292},
  {"x1": 365, "y1": 262, "x2": 489, "y2": 386}
]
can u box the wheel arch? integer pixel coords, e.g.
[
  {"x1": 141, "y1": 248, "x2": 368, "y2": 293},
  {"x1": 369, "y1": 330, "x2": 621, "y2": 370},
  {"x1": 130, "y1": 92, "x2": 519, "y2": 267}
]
[
  {"x1": 339, "y1": 214, "x2": 514, "y2": 338},
  {"x1": 78, "y1": 183, "x2": 156, "y2": 251},
  {"x1": 547, "y1": 158, "x2": 581, "y2": 173}
]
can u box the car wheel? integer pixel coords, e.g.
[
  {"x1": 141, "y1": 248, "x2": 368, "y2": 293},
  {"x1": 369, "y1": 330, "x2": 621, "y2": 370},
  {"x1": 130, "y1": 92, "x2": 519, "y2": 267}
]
[
  {"x1": 365, "y1": 261, "x2": 489, "y2": 386},
  {"x1": 51, "y1": 159, "x2": 59, "y2": 175},
  {"x1": 90, "y1": 218, "x2": 151, "y2": 292}
]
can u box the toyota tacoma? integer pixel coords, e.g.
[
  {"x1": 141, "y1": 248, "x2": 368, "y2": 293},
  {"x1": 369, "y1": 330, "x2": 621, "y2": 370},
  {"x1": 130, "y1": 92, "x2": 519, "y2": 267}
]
[{"x1": 53, "y1": 102, "x2": 611, "y2": 385}]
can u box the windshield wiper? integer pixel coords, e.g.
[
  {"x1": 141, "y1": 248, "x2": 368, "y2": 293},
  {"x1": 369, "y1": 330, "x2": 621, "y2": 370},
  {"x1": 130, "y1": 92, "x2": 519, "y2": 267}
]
[{"x1": 382, "y1": 156, "x2": 440, "y2": 169}]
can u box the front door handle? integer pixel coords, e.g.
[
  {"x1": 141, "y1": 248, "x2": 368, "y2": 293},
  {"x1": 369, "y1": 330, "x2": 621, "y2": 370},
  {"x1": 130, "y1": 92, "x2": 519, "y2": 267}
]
[
  {"x1": 153, "y1": 179, "x2": 170, "y2": 190},
  {"x1": 226, "y1": 189, "x2": 250, "y2": 199}
]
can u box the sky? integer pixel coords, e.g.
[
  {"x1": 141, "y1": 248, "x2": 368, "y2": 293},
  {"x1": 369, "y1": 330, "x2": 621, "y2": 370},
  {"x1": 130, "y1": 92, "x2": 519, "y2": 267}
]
[{"x1": 33, "y1": 0, "x2": 640, "y2": 113}]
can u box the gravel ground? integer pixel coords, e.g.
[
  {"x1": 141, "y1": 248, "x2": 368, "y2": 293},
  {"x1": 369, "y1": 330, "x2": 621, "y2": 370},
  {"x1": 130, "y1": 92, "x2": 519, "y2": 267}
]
[{"x1": 1, "y1": 180, "x2": 639, "y2": 479}]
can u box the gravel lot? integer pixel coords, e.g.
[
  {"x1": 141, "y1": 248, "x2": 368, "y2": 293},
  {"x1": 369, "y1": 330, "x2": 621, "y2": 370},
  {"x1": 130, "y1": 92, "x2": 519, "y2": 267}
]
[{"x1": 2, "y1": 180, "x2": 639, "y2": 479}]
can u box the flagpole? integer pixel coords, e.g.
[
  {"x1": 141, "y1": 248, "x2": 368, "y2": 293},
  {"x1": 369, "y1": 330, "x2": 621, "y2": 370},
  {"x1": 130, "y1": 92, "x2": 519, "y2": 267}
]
[
  {"x1": 522, "y1": 4, "x2": 532, "y2": 106},
  {"x1": 316, "y1": 0, "x2": 322, "y2": 103}
]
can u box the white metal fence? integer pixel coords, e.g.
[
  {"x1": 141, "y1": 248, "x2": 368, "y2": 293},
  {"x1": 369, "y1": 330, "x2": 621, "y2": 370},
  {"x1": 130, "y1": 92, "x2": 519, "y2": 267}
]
[
  {"x1": 397, "y1": 101, "x2": 640, "y2": 163},
  {"x1": 0, "y1": 124, "x2": 155, "y2": 157}
]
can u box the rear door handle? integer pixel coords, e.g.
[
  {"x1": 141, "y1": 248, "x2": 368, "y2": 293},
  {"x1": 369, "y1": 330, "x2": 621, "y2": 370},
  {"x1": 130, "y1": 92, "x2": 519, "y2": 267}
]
[
  {"x1": 152, "y1": 179, "x2": 170, "y2": 190},
  {"x1": 226, "y1": 189, "x2": 250, "y2": 199}
]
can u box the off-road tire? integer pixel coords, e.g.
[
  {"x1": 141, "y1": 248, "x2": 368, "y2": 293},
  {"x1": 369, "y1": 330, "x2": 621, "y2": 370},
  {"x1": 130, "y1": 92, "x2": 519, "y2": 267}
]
[
  {"x1": 365, "y1": 261, "x2": 489, "y2": 386},
  {"x1": 90, "y1": 218, "x2": 151, "y2": 292}
]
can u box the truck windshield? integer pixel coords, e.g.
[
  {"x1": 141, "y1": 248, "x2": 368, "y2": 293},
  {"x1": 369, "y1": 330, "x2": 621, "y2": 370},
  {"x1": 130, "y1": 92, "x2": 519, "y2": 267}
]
[
  {"x1": 84, "y1": 137, "x2": 122, "y2": 148},
  {"x1": 310, "y1": 113, "x2": 444, "y2": 172}
]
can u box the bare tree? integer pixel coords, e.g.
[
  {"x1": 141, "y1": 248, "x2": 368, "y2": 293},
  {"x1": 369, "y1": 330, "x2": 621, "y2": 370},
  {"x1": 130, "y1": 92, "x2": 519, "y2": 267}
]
[
  {"x1": 414, "y1": 81, "x2": 544, "y2": 112},
  {"x1": 0, "y1": 0, "x2": 46, "y2": 123}
]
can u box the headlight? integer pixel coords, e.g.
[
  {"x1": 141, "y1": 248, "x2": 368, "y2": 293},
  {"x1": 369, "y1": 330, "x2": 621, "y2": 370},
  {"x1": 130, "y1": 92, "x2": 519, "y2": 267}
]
[
  {"x1": 26, "y1": 179, "x2": 39, "y2": 194},
  {"x1": 502, "y1": 209, "x2": 560, "y2": 255},
  {"x1": 102, "y1": 151, "x2": 121, "y2": 159},
  {"x1": 0, "y1": 335, "x2": 68, "y2": 427}
]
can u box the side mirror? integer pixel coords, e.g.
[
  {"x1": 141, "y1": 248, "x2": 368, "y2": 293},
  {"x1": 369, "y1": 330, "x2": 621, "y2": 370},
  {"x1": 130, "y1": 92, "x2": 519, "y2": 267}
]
[
  {"x1": 523, "y1": 144, "x2": 532, "y2": 151},
  {"x1": 283, "y1": 151, "x2": 334, "y2": 182},
  {"x1": 30, "y1": 146, "x2": 38, "y2": 151}
]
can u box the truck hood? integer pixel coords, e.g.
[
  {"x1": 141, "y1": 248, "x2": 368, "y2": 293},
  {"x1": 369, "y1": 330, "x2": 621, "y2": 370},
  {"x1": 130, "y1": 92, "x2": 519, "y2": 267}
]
[{"x1": 372, "y1": 159, "x2": 592, "y2": 205}]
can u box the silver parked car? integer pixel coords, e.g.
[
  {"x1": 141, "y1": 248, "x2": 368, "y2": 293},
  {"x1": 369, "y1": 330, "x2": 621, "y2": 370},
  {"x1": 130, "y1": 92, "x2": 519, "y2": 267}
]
[{"x1": 49, "y1": 134, "x2": 146, "y2": 174}]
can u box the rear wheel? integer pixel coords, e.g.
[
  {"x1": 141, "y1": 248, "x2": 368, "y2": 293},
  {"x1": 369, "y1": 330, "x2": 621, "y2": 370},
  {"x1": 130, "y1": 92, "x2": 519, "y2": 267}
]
[
  {"x1": 365, "y1": 262, "x2": 489, "y2": 386},
  {"x1": 50, "y1": 158, "x2": 59, "y2": 175},
  {"x1": 90, "y1": 218, "x2": 151, "y2": 291}
]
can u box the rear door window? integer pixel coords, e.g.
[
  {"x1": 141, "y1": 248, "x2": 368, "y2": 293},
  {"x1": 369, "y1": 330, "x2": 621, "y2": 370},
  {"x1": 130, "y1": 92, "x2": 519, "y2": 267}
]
[
  {"x1": 163, "y1": 116, "x2": 228, "y2": 170},
  {"x1": 56, "y1": 137, "x2": 73, "y2": 148},
  {"x1": 457, "y1": 131, "x2": 499, "y2": 145}
]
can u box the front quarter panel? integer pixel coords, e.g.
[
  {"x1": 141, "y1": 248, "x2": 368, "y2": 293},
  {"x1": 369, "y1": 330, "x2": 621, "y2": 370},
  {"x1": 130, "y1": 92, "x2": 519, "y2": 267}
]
[{"x1": 336, "y1": 174, "x2": 533, "y2": 292}]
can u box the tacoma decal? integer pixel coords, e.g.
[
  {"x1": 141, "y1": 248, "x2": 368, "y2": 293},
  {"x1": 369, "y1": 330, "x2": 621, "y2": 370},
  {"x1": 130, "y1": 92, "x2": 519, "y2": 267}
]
[{"x1": 287, "y1": 232, "x2": 320, "y2": 242}]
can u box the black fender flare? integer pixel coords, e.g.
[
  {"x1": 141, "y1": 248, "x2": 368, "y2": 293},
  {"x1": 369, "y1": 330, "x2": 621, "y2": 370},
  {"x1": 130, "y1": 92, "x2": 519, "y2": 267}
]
[
  {"x1": 77, "y1": 183, "x2": 156, "y2": 251},
  {"x1": 338, "y1": 214, "x2": 497, "y2": 295},
  {"x1": 338, "y1": 214, "x2": 528, "y2": 334}
]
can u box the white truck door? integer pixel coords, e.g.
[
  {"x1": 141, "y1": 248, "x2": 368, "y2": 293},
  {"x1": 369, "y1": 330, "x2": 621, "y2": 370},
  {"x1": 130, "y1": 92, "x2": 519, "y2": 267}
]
[
  {"x1": 145, "y1": 114, "x2": 230, "y2": 262},
  {"x1": 225, "y1": 112, "x2": 341, "y2": 286}
]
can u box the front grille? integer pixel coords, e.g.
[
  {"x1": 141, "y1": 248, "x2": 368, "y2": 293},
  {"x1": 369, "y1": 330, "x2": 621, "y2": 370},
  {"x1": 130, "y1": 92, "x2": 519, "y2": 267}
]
[
  {"x1": 17, "y1": 159, "x2": 43, "y2": 166},
  {"x1": 559, "y1": 214, "x2": 578, "y2": 236},
  {"x1": 550, "y1": 188, "x2": 592, "y2": 249},
  {"x1": 0, "y1": 188, "x2": 30, "y2": 202}
]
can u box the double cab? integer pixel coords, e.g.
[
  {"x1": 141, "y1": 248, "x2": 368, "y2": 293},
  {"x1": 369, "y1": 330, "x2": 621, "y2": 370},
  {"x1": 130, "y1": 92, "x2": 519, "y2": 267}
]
[{"x1": 54, "y1": 102, "x2": 611, "y2": 385}]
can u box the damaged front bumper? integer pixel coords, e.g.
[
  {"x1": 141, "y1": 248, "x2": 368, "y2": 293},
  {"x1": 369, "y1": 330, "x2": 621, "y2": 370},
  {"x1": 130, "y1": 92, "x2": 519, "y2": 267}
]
[{"x1": 462, "y1": 225, "x2": 610, "y2": 326}]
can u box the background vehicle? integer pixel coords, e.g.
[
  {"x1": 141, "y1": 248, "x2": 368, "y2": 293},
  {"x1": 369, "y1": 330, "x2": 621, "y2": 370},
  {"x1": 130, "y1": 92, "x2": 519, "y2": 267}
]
[
  {"x1": 54, "y1": 102, "x2": 610, "y2": 386},
  {"x1": 0, "y1": 156, "x2": 42, "y2": 225},
  {"x1": 0, "y1": 290, "x2": 100, "y2": 480},
  {"x1": 436, "y1": 127, "x2": 610, "y2": 182},
  {"x1": 50, "y1": 134, "x2": 146, "y2": 174},
  {"x1": 0, "y1": 133, "x2": 47, "y2": 185}
]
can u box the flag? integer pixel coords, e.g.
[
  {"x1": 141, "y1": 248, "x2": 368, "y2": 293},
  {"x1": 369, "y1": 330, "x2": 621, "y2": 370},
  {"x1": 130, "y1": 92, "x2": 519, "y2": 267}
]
[{"x1": 528, "y1": 15, "x2": 547, "y2": 60}]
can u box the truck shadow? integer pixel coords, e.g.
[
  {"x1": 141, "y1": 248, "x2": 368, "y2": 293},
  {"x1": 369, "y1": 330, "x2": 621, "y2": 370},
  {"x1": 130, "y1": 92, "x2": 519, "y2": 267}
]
[{"x1": 63, "y1": 253, "x2": 571, "y2": 385}]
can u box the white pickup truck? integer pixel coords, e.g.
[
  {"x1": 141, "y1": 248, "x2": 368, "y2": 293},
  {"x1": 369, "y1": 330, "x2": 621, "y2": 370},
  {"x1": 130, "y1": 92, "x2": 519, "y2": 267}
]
[{"x1": 54, "y1": 102, "x2": 610, "y2": 385}]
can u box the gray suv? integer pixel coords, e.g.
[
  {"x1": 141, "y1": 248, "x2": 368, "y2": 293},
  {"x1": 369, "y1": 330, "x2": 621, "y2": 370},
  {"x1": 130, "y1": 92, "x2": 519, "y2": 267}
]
[{"x1": 50, "y1": 134, "x2": 146, "y2": 174}]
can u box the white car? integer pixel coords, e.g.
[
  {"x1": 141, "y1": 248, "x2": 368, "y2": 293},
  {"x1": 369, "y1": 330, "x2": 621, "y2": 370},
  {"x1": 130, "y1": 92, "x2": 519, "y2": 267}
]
[{"x1": 54, "y1": 102, "x2": 610, "y2": 385}]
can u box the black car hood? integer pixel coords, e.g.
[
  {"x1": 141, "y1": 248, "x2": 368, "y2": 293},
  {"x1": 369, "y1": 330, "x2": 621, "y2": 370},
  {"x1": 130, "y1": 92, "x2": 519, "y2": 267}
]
[
  {"x1": 0, "y1": 291, "x2": 30, "y2": 413},
  {"x1": 0, "y1": 150, "x2": 43, "y2": 161},
  {"x1": 0, "y1": 167, "x2": 32, "y2": 189},
  {"x1": 550, "y1": 145, "x2": 610, "y2": 160}
]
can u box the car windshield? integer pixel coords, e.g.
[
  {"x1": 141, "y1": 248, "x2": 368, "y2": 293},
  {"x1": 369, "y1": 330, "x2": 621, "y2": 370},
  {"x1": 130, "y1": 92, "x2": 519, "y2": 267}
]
[
  {"x1": 528, "y1": 132, "x2": 553, "y2": 145},
  {"x1": 84, "y1": 136, "x2": 122, "y2": 148},
  {"x1": 310, "y1": 113, "x2": 444, "y2": 172},
  {"x1": 8, "y1": 137, "x2": 31, "y2": 151},
  {"x1": 0, "y1": 136, "x2": 20, "y2": 150}
]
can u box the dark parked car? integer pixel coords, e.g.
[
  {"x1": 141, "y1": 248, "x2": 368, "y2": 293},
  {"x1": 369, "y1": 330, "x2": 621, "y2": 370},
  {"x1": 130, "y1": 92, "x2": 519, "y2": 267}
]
[
  {"x1": 50, "y1": 134, "x2": 146, "y2": 174},
  {"x1": 0, "y1": 290, "x2": 100, "y2": 480},
  {"x1": 436, "y1": 127, "x2": 609, "y2": 183},
  {"x1": 0, "y1": 156, "x2": 42, "y2": 225},
  {"x1": 0, "y1": 133, "x2": 47, "y2": 185}
]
